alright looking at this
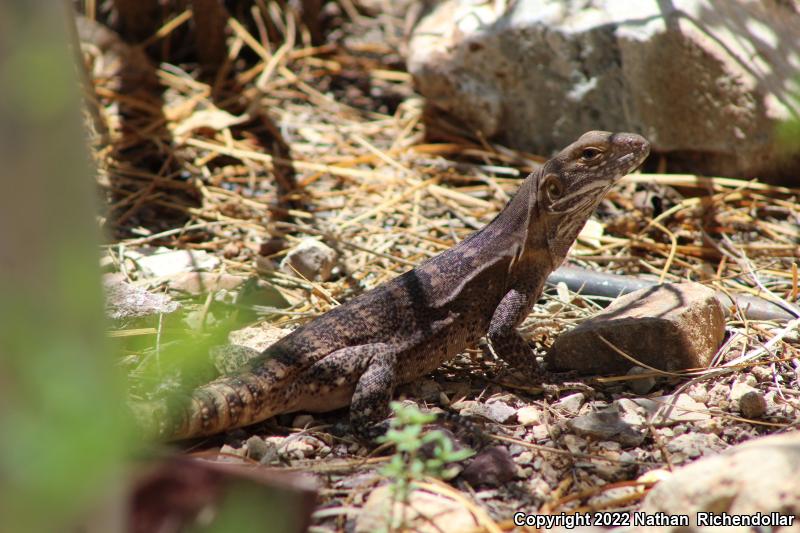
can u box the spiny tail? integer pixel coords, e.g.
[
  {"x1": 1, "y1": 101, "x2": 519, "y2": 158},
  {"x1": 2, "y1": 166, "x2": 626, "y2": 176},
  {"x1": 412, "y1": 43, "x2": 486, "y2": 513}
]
[{"x1": 132, "y1": 357, "x2": 296, "y2": 441}]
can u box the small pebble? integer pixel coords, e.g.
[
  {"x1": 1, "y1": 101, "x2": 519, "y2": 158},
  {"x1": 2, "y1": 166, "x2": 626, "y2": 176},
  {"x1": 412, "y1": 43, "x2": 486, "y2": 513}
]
[
  {"x1": 596, "y1": 441, "x2": 622, "y2": 452},
  {"x1": 530, "y1": 425, "x2": 550, "y2": 441},
  {"x1": 516, "y1": 405, "x2": 542, "y2": 426},
  {"x1": 218, "y1": 444, "x2": 246, "y2": 463},
  {"x1": 553, "y1": 392, "x2": 585, "y2": 415},
  {"x1": 244, "y1": 436, "x2": 269, "y2": 461},
  {"x1": 454, "y1": 400, "x2": 516, "y2": 423},
  {"x1": 439, "y1": 391, "x2": 451, "y2": 406},
  {"x1": 460, "y1": 446, "x2": 517, "y2": 487},
  {"x1": 627, "y1": 366, "x2": 656, "y2": 395},
  {"x1": 686, "y1": 383, "x2": 709, "y2": 404},
  {"x1": 515, "y1": 451, "x2": 534, "y2": 465},
  {"x1": 568, "y1": 407, "x2": 645, "y2": 447},
  {"x1": 729, "y1": 380, "x2": 757, "y2": 403},
  {"x1": 283, "y1": 437, "x2": 318, "y2": 460},
  {"x1": 562, "y1": 434, "x2": 586, "y2": 454},
  {"x1": 739, "y1": 390, "x2": 767, "y2": 419},
  {"x1": 665, "y1": 433, "x2": 725, "y2": 463},
  {"x1": 280, "y1": 238, "x2": 337, "y2": 281},
  {"x1": 750, "y1": 365, "x2": 773, "y2": 382},
  {"x1": 223, "y1": 242, "x2": 240, "y2": 259},
  {"x1": 292, "y1": 414, "x2": 315, "y2": 429}
]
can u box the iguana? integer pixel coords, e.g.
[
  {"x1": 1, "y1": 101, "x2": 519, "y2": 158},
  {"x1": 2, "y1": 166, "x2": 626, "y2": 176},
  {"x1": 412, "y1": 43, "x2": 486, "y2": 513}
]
[{"x1": 135, "y1": 131, "x2": 650, "y2": 440}]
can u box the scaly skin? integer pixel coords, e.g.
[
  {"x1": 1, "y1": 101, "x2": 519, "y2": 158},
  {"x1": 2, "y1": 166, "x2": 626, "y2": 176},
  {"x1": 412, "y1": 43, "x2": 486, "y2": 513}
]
[{"x1": 134, "y1": 131, "x2": 650, "y2": 440}]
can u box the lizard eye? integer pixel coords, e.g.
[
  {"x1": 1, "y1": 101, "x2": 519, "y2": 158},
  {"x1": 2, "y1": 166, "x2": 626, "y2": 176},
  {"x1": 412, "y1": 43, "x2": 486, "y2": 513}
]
[
  {"x1": 581, "y1": 147, "x2": 603, "y2": 161},
  {"x1": 545, "y1": 177, "x2": 563, "y2": 198}
]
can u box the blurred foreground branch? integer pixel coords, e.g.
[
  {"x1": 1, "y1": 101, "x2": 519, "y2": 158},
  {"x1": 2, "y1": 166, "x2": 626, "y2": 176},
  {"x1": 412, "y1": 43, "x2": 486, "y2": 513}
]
[{"x1": 0, "y1": 2, "x2": 131, "y2": 531}]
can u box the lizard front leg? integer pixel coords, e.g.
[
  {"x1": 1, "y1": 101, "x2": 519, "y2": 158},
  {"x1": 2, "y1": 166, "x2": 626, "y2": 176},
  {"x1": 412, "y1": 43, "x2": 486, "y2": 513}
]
[
  {"x1": 488, "y1": 287, "x2": 542, "y2": 379},
  {"x1": 350, "y1": 346, "x2": 398, "y2": 440}
]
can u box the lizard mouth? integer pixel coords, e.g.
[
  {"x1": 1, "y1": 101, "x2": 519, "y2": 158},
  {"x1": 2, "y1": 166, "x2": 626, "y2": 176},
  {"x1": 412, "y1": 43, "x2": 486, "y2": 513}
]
[
  {"x1": 614, "y1": 151, "x2": 647, "y2": 178},
  {"x1": 616, "y1": 152, "x2": 636, "y2": 165}
]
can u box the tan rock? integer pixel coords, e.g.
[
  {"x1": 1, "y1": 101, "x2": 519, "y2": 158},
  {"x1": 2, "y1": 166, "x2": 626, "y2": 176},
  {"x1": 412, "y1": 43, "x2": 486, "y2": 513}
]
[
  {"x1": 739, "y1": 390, "x2": 768, "y2": 419},
  {"x1": 546, "y1": 282, "x2": 725, "y2": 374},
  {"x1": 280, "y1": 238, "x2": 337, "y2": 282},
  {"x1": 641, "y1": 431, "x2": 800, "y2": 532},
  {"x1": 356, "y1": 485, "x2": 480, "y2": 533},
  {"x1": 516, "y1": 405, "x2": 542, "y2": 426}
]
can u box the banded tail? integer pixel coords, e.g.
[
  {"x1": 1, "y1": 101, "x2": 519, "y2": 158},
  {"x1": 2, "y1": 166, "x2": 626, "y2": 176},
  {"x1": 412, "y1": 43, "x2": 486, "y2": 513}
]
[{"x1": 132, "y1": 355, "x2": 297, "y2": 441}]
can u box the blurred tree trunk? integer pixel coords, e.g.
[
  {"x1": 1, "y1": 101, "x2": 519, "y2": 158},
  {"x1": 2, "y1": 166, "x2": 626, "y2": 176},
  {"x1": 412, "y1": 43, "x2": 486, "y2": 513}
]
[
  {"x1": 192, "y1": 0, "x2": 230, "y2": 75},
  {"x1": 298, "y1": 0, "x2": 324, "y2": 45},
  {"x1": 0, "y1": 1, "x2": 130, "y2": 531},
  {"x1": 113, "y1": 0, "x2": 160, "y2": 42}
]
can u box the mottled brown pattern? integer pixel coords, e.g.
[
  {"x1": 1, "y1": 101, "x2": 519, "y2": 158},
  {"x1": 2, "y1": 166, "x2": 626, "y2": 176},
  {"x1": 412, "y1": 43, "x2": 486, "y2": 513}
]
[{"x1": 142, "y1": 131, "x2": 650, "y2": 440}]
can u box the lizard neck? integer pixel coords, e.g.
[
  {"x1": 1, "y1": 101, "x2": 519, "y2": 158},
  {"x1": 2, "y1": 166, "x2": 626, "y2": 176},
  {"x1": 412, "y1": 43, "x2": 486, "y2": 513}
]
[
  {"x1": 449, "y1": 168, "x2": 555, "y2": 290},
  {"x1": 487, "y1": 171, "x2": 539, "y2": 239},
  {"x1": 485, "y1": 169, "x2": 555, "y2": 277}
]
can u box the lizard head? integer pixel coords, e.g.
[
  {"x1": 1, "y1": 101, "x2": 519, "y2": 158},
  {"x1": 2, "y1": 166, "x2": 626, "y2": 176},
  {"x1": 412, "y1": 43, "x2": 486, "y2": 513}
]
[{"x1": 537, "y1": 130, "x2": 650, "y2": 265}]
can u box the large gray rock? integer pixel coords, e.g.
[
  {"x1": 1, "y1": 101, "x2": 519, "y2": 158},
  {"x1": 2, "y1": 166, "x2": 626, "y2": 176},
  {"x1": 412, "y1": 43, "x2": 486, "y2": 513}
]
[{"x1": 408, "y1": 0, "x2": 800, "y2": 180}]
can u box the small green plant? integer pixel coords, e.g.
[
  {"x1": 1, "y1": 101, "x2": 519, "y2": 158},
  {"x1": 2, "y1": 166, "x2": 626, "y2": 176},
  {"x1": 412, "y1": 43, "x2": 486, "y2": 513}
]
[{"x1": 378, "y1": 402, "x2": 474, "y2": 503}]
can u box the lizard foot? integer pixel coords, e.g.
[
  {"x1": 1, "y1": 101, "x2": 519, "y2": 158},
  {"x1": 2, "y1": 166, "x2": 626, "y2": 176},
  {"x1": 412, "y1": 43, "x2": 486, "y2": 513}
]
[
  {"x1": 437, "y1": 411, "x2": 489, "y2": 448},
  {"x1": 352, "y1": 419, "x2": 392, "y2": 443},
  {"x1": 504, "y1": 360, "x2": 547, "y2": 384},
  {"x1": 520, "y1": 364, "x2": 547, "y2": 383}
]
